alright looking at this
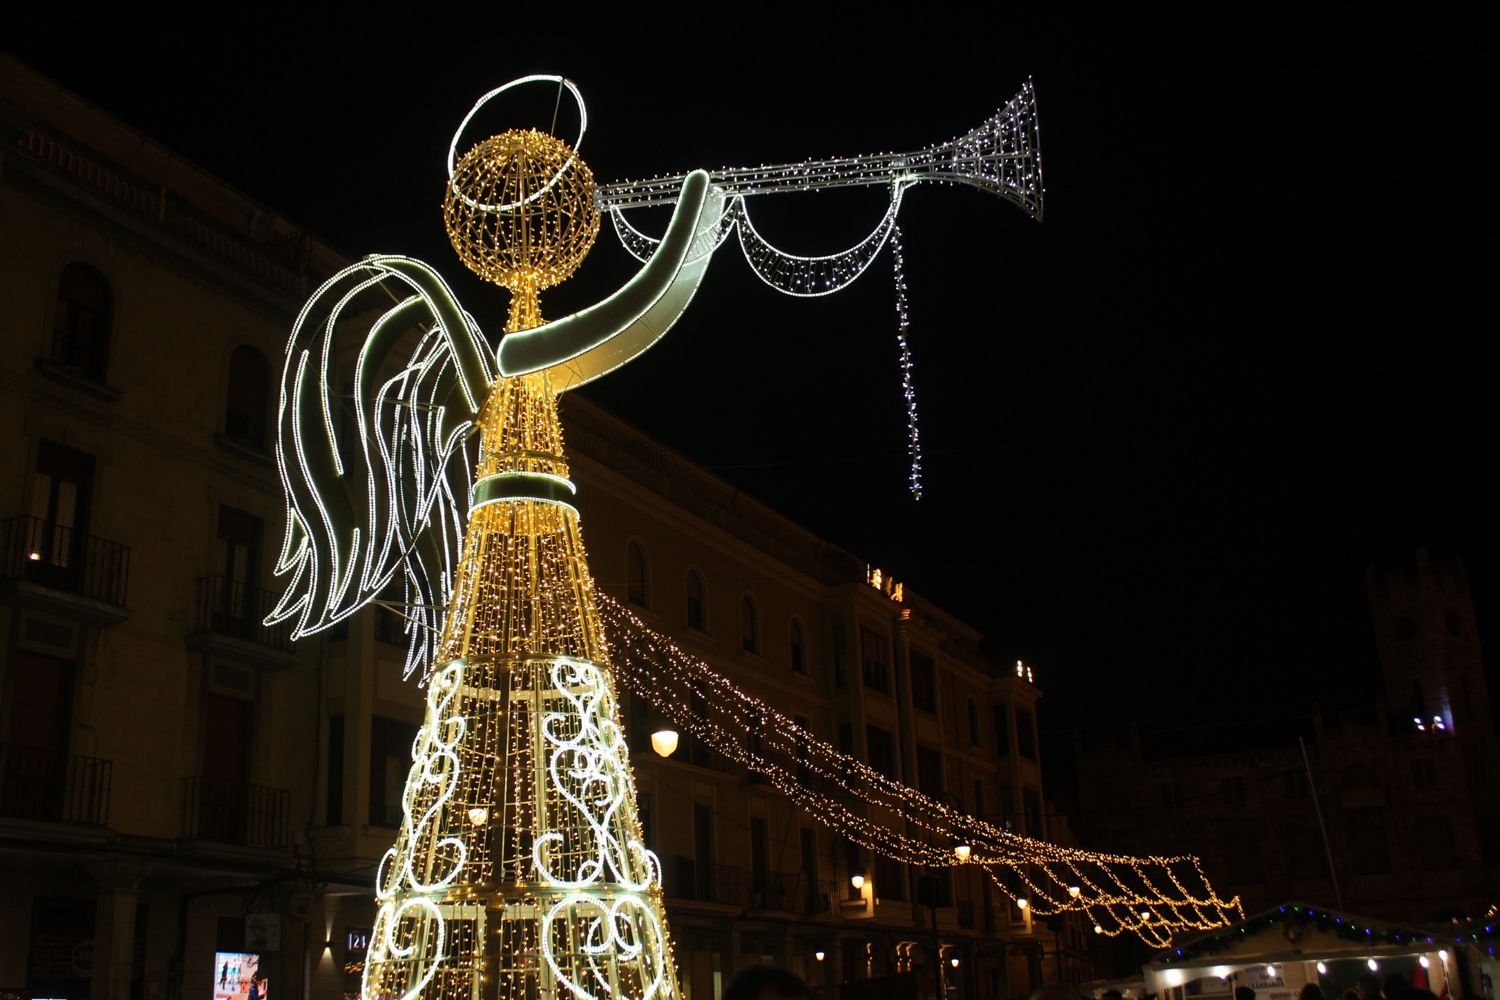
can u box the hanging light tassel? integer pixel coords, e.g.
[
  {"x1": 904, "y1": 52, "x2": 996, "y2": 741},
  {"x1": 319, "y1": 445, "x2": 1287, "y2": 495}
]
[{"x1": 890, "y1": 221, "x2": 924, "y2": 500}]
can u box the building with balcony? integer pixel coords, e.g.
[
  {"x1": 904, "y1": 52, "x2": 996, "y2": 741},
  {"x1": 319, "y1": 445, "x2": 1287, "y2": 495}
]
[{"x1": 0, "y1": 55, "x2": 1084, "y2": 1000}]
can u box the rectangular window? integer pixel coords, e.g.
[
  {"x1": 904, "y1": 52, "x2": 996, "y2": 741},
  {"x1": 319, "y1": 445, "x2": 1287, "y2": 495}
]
[
  {"x1": 916, "y1": 745, "x2": 944, "y2": 798},
  {"x1": 638, "y1": 791, "x2": 655, "y2": 845},
  {"x1": 1412, "y1": 758, "x2": 1437, "y2": 788},
  {"x1": 866, "y1": 725, "x2": 897, "y2": 780},
  {"x1": 994, "y1": 706, "x2": 1010, "y2": 755},
  {"x1": 1015, "y1": 708, "x2": 1036, "y2": 760},
  {"x1": 909, "y1": 651, "x2": 936, "y2": 713},
  {"x1": 860, "y1": 627, "x2": 889, "y2": 692},
  {"x1": 750, "y1": 816, "x2": 768, "y2": 891},
  {"x1": 25, "y1": 440, "x2": 96, "y2": 587},
  {"x1": 832, "y1": 623, "x2": 849, "y2": 686},
  {"x1": 1286, "y1": 827, "x2": 1326, "y2": 881},
  {"x1": 874, "y1": 854, "x2": 906, "y2": 901},
  {"x1": 794, "y1": 714, "x2": 812, "y2": 782},
  {"x1": 1162, "y1": 782, "x2": 1184, "y2": 809},
  {"x1": 326, "y1": 714, "x2": 344, "y2": 825},
  {"x1": 1226, "y1": 835, "x2": 1263, "y2": 884},
  {"x1": 800, "y1": 828, "x2": 820, "y2": 914},
  {"x1": 694, "y1": 803, "x2": 716, "y2": 902},
  {"x1": 214, "y1": 506, "x2": 264, "y2": 633},
  {"x1": 1347, "y1": 807, "x2": 1391, "y2": 874},
  {"x1": 1022, "y1": 788, "x2": 1043, "y2": 837},
  {"x1": 369, "y1": 715, "x2": 419, "y2": 827}
]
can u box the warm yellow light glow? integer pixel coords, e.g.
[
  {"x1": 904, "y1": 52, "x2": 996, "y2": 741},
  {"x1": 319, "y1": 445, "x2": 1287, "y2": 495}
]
[
  {"x1": 1016, "y1": 898, "x2": 1028, "y2": 910},
  {"x1": 1067, "y1": 885, "x2": 1081, "y2": 898},
  {"x1": 949, "y1": 958, "x2": 960, "y2": 969},
  {"x1": 814, "y1": 951, "x2": 826, "y2": 962},
  {"x1": 1094, "y1": 924, "x2": 1103, "y2": 934},
  {"x1": 28, "y1": 552, "x2": 40, "y2": 561},
  {"x1": 953, "y1": 844, "x2": 971, "y2": 861},
  {"x1": 851, "y1": 874, "x2": 865, "y2": 890},
  {"x1": 651, "y1": 729, "x2": 680, "y2": 758},
  {"x1": 444, "y1": 129, "x2": 601, "y2": 301},
  {"x1": 598, "y1": 592, "x2": 1246, "y2": 948},
  {"x1": 362, "y1": 334, "x2": 680, "y2": 999},
  {"x1": 1439, "y1": 950, "x2": 1449, "y2": 962}
]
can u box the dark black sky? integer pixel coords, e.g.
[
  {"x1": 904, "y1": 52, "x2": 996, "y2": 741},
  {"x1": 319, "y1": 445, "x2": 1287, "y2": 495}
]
[{"x1": 6, "y1": 14, "x2": 1492, "y2": 741}]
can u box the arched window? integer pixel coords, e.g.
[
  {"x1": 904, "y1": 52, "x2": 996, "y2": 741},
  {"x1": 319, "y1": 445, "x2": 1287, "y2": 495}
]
[
  {"x1": 741, "y1": 595, "x2": 759, "y2": 654},
  {"x1": 685, "y1": 570, "x2": 707, "y2": 631},
  {"x1": 1413, "y1": 816, "x2": 1456, "y2": 870},
  {"x1": 52, "y1": 262, "x2": 113, "y2": 381},
  {"x1": 626, "y1": 540, "x2": 650, "y2": 607},
  {"x1": 225, "y1": 345, "x2": 271, "y2": 449},
  {"x1": 789, "y1": 618, "x2": 806, "y2": 673},
  {"x1": 967, "y1": 699, "x2": 981, "y2": 746}
]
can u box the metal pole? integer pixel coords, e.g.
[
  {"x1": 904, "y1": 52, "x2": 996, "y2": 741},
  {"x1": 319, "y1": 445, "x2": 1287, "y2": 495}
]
[
  {"x1": 932, "y1": 885, "x2": 943, "y2": 1000},
  {"x1": 1300, "y1": 736, "x2": 1343, "y2": 910}
]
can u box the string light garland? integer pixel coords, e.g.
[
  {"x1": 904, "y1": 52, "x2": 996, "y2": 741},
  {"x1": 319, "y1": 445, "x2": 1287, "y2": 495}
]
[
  {"x1": 595, "y1": 596, "x2": 1241, "y2": 947},
  {"x1": 889, "y1": 222, "x2": 923, "y2": 499},
  {"x1": 1156, "y1": 904, "x2": 1500, "y2": 965},
  {"x1": 601, "y1": 82, "x2": 1042, "y2": 498}
]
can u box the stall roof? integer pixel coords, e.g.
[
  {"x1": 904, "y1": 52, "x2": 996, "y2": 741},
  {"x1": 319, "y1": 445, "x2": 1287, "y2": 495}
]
[{"x1": 1143, "y1": 903, "x2": 1459, "y2": 994}]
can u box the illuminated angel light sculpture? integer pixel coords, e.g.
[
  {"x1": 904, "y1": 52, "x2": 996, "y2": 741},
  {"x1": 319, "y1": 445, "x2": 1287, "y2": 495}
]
[{"x1": 268, "y1": 75, "x2": 1227, "y2": 1000}]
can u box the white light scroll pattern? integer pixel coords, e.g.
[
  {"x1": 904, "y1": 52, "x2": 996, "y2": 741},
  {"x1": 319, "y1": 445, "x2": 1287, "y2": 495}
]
[
  {"x1": 530, "y1": 655, "x2": 674, "y2": 1000},
  {"x1": 543, "y1": 893, "x2": 670, "y2": 1000},
  {"x1": 363, "y1": 661, "x2": 472, "y2": 1000},
  {"x1": 533, "y1": 657, "x2": 661, "y2": 893}
]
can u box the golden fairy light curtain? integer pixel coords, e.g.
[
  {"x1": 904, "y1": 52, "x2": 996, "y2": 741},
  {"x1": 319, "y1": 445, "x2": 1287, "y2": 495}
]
[{"x1": 597, "y1": 596, "x2": 1242, "y2": 948}]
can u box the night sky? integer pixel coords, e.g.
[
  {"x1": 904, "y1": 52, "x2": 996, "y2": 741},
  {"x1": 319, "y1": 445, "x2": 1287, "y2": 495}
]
[{"x1": 6, "y1": 15, "x2": 1491, "y2": 758}]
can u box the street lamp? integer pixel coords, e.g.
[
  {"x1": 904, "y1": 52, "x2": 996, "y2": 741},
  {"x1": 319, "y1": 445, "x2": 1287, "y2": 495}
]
[{"x1": 651, "y1": 727, "x2": 679, "y2": 758}]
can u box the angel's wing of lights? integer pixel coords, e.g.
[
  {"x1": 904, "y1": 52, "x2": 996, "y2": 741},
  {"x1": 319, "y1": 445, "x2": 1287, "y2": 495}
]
[{"x1": 267, "y1": 255, "x2": 495, "y2": 680}]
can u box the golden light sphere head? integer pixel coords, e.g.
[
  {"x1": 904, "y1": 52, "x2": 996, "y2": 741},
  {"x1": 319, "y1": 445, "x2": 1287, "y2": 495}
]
[{"x1": 443, "y1": 128, "x2": 601, "y2": 291}]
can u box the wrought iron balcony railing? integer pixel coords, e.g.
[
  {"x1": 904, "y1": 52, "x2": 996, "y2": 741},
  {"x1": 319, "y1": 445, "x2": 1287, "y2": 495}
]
[
  {"x1": 1, "y1": 516, "x2": 130, "y2": 608},
  {"x1": 664, "y1": 855, "x2": 743, "y2": 906},
  {"x1": 750, "y1": 871, "x2": 805, "y2": 912},
  {"x1": 192, "y1": 575, "x2": 294, "y2": 653},
  {"x1": 180, "y1": 775, "x2": 290, "y2": 849},
  {"x1": 0, "y1": 742, "x2": 112, "y2": 826}
]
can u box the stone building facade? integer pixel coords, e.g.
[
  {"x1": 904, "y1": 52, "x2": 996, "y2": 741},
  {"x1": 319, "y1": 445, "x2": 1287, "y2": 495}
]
[{"x1": 1073, "y1": 549, "x2": 1500, "y2": 927}]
